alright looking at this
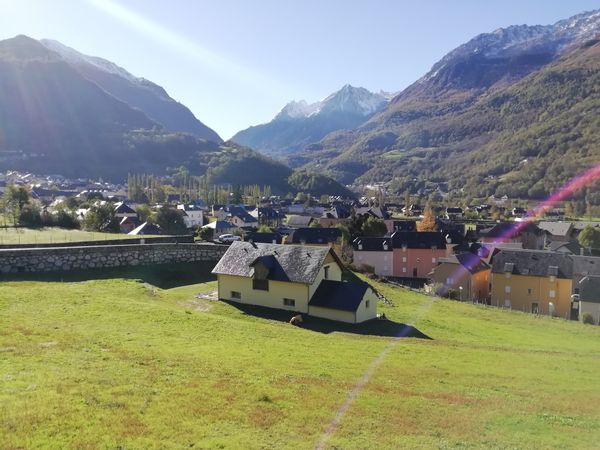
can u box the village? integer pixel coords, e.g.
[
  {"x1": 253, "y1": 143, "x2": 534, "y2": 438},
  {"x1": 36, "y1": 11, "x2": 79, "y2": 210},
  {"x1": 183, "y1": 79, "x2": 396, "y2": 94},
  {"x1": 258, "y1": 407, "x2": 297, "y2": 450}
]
[{"x1": 2, "y1": 170, "x2": 599, "y2": 326}]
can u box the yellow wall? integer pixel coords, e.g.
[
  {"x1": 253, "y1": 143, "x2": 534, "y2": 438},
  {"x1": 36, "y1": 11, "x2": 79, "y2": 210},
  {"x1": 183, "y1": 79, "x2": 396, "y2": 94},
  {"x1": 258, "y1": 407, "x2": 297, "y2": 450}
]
[
  {"x1": 309, "y1": 306, "x2": 356, "y2": 323},
  {"x1": 308, "y1": 253, "x2": 343, "y2": 299},
  {"x1": 355, "y1": 288, "x2": 378, "y2": 323},
  {"x1": 490, "y1": 273, "x2": 572, "y2": 317},
  {"x1": 218, "y1": 274, "x2": 309, "y2": 312}
]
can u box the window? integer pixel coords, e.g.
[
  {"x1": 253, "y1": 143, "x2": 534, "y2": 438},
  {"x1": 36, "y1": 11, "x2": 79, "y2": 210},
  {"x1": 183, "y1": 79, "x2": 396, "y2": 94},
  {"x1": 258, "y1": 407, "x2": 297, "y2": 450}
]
[
  {"x1": 324, "y1": 266, "x2": 330, "y2": 280},
  {"x1": 432, "y1": 258, "x2": 436, "y2": 263},
  {"x1": 283, "y1": 298, "x2": 295, "y2": 307},
  {"x1": 505, "y1": 273, "x2": 511, "y2": 279},
  {"x1": 505, "y1": 285, "x2": 511, "y2": 294},
  {"x1": 231, "y1": 291, "x2": 241, "y2": 300},
  {"x1": 446, "y1": 277, "x2": 452, "y2": 285},
  {"x1": 527, "y1": 288, "x2": 532, "y2": 295},
  {"x1": 531, "y1": 302, "x2": 539, "y2": 314},
  {"x1": 358, "y1": 244, "x2": 363, "y2": 250},
  {"x1": 504, "y1": 299, "x2": 511, "y2": 308},
  {"x1": 549, "y1": 290, "x2": 556, "y2": 298},
  {"x1": 365, "y1": 300, "x2": 371, "y2": 308},
  {"x1": 549, "y1": 275, "x2": 556, "y2": 283},
  {"x1": 402, "y1": 257, "x2": 407, "y2": 263},
  {"x1": 402, "y1": 267, "x2": 407, "y2": 273},
  {"x1": 252, "y1": 279, "x2": 269, "y2": 291}
]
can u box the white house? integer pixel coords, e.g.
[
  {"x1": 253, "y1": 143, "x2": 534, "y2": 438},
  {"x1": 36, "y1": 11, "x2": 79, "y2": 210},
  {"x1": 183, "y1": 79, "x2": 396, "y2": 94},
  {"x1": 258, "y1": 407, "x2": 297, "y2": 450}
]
[{"x1": 177, "y1": 204, "x2": 204, "y2": 229}]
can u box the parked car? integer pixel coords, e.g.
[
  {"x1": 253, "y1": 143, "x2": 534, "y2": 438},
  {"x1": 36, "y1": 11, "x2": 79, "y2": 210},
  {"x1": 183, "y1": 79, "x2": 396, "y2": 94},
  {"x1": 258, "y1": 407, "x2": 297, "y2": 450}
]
[{"x1": 218, "y1": 233, "x2": 241, "y2": 244}]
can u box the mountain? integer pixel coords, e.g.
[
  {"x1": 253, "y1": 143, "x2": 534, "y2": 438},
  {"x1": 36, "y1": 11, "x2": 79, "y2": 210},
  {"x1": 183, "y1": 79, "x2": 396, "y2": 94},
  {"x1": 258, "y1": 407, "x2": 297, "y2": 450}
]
[
  {"x1": 0, "y1": 36, "x2": 350, "y2": 196},
  {"x1": 40, "y1": 39, "x2": 222, "y2": 142},
  {"x1": 291, "y1": 9, "x2": 600, "y2": 199},
  {"x1": 231, "y1": 85, "x2": 393, "y2": 156}
]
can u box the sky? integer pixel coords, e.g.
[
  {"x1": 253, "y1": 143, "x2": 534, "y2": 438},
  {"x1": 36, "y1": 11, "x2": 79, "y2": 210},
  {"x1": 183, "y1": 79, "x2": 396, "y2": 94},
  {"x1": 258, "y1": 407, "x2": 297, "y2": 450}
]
[{"x1": 0, "y1": 1, "x2": 598, "y2": 139}]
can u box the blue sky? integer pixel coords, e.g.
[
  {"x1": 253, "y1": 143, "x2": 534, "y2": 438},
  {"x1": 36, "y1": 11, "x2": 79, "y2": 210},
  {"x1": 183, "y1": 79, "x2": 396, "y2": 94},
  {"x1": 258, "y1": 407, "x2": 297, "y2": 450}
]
[{"x1": 0, "y1": 1, "x2": 598, "y2": 139}]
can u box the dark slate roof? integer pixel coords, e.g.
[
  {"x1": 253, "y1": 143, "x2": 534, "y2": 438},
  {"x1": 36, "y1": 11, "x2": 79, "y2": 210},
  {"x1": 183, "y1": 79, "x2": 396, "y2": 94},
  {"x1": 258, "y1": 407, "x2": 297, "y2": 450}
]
[
  {"x1": 390, "y1": 231, "x2": 447, "y2": 249},
  {"x1": 537, "y1": 221, "x2": 573, "y2": 237},
  {"x1": 446, "y1": 207, "x2": 464, "y2": 214},
  {"x1": 119, "y1": 216, "x2": 140, "y2": 226},
  {"x1": 212, "y1": 241, "x2": 339, "y2": 284},
  {"x1": 579, "y1": 276, "x2": 600, "y2": 303},
  {"x1": 228, "y1": 206, "x2": 257, "y2": 223},
  {"x1": 128, "y1": 222, "x2": 162, "y2": 235},
  {"x1": 491, "y1": 250, "x2": 573, "y2": 278},
  {"x1": 290, "y1": 227, "x2": 342, "y2": 245},
  {"x1": 255, "y1": 207, "x2": 283, "y2": 219},
  {"x1": 309, "y1": 280, "x2": 370, "y2": 312},
  {"x1": 451, "y1": 253, "x2": 490, "y2": 274},
  {"x1": 549, "y1": 240, "x2": 586, "y2": 255},
  {"x1": 287, "y1": 215, "x2": 314, "y2": 227},
  {"x1": 354, "y1": 206, "x2": 389, "y2": 219},
  {"x1": 245, "y1": 232, "x2": 283, "y2": 244},
  {"x1": 114, "y1": 202, "x2": 137, "y2": 214},
  {"x1": 352, "y1": 237, "x2": 392, "y2": 252},
  {"x1": 480, "y1": 222, "x2": 542, "y2": 238},
  {"x1": 572, "y1": 255, "x2": 600, "y2": 277},
  {"x1": 321, "y1": 205, "x2": 351, "y2": 219}
]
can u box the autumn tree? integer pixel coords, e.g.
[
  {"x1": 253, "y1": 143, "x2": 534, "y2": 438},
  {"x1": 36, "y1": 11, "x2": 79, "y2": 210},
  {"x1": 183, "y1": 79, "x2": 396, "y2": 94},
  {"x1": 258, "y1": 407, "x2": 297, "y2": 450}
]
[{"x1": 417, "y1": 207, "x2": 437, "y2": 231}]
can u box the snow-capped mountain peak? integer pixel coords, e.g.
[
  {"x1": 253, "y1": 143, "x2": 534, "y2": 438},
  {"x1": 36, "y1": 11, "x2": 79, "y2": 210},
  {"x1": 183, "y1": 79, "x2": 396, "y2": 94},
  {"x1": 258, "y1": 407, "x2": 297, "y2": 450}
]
[{"x1": 275, "y1": 85, "x2": 390, "y2": 121}]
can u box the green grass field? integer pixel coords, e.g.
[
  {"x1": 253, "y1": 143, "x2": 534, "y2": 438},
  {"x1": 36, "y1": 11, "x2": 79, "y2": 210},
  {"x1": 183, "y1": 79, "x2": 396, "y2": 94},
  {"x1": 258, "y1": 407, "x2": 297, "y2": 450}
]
[
  {"x1": 0, "y1": 227, "x2": 154, "y2": 245},
  {"x1": 1, "y1": 274, "x2": 599, "y2": 449}
]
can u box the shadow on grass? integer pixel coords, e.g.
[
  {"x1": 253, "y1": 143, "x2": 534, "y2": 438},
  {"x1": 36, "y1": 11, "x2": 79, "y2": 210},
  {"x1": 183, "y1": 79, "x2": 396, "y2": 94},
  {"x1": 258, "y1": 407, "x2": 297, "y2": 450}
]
[
  {"x1": 223, "y1": 301, "x2": 432, "y2": 339},
  {"x1": 0, "y1": 262, "x2": 216, "y2": 289}
]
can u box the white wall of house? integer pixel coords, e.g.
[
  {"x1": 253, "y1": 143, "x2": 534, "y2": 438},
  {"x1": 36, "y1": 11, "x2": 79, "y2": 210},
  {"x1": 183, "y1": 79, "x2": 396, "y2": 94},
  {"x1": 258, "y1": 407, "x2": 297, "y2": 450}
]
[{"x1": 180, "y1": 209, "x2": 203, "y2": 228}]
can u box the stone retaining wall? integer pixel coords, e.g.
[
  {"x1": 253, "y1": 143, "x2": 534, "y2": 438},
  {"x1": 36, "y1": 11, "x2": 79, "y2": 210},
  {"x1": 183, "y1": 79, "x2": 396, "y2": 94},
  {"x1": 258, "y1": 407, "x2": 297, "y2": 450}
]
[{"x1": 0, "y1": 243, "x2": 228, "y2": 274}]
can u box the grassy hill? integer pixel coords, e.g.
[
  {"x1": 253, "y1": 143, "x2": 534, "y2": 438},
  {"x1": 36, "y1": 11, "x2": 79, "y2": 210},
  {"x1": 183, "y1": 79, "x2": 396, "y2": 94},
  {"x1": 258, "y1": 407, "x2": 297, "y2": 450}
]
[{"x1": 1, "y1": 275, "x2": 599, "y2": 448}]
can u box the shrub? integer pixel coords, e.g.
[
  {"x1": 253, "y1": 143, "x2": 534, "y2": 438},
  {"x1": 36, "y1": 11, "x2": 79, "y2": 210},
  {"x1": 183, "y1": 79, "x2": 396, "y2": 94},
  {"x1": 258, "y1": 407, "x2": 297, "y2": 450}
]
[
  {"x1": 197, "y1": 227, "x2": 214, "y2": 242},
  {"x1": 582, "y1": 313, "x2": 595, "y2": 325},
  {"x1": 18, "y1": 204, "x2": 42, "y2": 227}
]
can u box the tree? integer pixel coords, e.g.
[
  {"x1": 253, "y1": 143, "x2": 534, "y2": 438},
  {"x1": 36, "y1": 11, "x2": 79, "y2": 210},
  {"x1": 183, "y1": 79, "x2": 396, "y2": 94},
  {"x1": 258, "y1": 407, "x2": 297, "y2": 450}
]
[
  {"x1": 361, "y1": 216, "x2": 388, "y2": 237},
  {"x1": 336, "y1": 223, "x2": 350, "y2": 245},
  {"x1": 63, "y1": 197, "x2": 80, "y2": 211},
  {"x1": 309, "y1": 220, "x2": 322, "y2": 228},
  {"x1": 578, "y1": 225, "x2": 600, "y2": 250},
  {"x1": 82, "y1": 203, "x2": 120, "y2": 233},
  {"x1": 136, "y1": 204, "x2": 153, "y2": 223},
  {"x1": 417, "y1": 207, "x2": 437, "y2": 231},
  {"x1": 18, "y1": 203, "x2": 42, "y2": 227},
  {"x1": 53, "y1": 209, "x2": 80, "y2": 229},
  {"x1": 3, "y1": 185, "x2": 30, "y2": 224},
  {"x1": 154, "y1": 207, "x2": 188, "y2": 235},
  {"x1": 197, "y1": 226, "x2": 214, "y2": 242},
  {"x1": 257, "y1": 225, "x2": 272, "y2": 233}
]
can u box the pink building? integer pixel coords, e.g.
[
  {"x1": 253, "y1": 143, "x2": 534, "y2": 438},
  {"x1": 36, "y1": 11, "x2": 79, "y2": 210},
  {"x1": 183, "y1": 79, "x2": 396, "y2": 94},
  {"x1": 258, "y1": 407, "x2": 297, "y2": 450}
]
[
  {"x1": 352, "y1": 237, "x2": 393, "y2": 276},
  {"x1": 391, "y1": 231, "x2": 449, "y2": 278}
]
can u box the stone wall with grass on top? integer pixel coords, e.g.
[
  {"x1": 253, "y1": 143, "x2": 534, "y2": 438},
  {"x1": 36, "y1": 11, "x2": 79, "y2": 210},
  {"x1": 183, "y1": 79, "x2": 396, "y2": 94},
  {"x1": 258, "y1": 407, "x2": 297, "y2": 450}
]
[{"x1": 0, "y1": 243, "x2": 228, "y2": 274}]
